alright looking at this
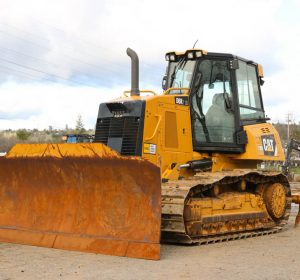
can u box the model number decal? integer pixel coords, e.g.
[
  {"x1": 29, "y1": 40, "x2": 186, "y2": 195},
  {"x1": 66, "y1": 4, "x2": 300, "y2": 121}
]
[
  {"x1": 175, "y1": 96, "x2": 189, "y2": 106},
  {"x1": 261, "y1": 135, "x2": 276, "y2": 156}
]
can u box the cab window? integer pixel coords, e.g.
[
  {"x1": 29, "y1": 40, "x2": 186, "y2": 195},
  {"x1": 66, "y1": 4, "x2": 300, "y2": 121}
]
[{"x1": 236, "y1": 61, "x2": 264, "y2": 120}]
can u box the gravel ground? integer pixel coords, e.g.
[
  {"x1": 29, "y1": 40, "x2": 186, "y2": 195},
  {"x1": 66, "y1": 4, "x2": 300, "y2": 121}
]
[{"x1": 1, "y1": 191, "x2": 299, "y2": 280}]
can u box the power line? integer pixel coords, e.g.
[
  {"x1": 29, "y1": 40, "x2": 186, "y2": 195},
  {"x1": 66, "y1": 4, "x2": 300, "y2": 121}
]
[
  {"x1": 0, "y1": 68, "x2": 41, "y2": 82},
  {"x1": 0, "y1": 45, "x2": 122, "y2": 82},
  {"x1": 0, "y1": 26, "x2": 127, "y2": 73},
  {"x1": 0, "y1": 21, "x2": 157, "y2": 70},
  {"x1": 0, "y1": 45, "x2": 62, "y2": 69},
  {"x1": 0, "y1": 57, "x2": 88, "y2": 86},
  {"x1": 0, "y1": 29, "x2": 129, "y2": 79},
  {"x1": 31, "y1": 19, "x2": 160, "y2": 69},
  {"x1": 0, "y1": 22, "x2": 49, "y2": 45},
  {"x1": 31, "y1": 19, "x2": 116, "y2": 57},
  {"x1": 0, "y1": 22, "x2": 163, "y2": 86},
  {"x1": 0, "y1": 65, "x2": 65, "y2": 84}
]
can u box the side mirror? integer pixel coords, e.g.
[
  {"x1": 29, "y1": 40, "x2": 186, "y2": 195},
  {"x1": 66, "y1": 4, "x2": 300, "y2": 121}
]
[
  {"x1": 260, "y1": 78, "x2": 265, "y2": 86},
  {"x1": 162, "y1": 75, "x2": 167, "y2": 91}
]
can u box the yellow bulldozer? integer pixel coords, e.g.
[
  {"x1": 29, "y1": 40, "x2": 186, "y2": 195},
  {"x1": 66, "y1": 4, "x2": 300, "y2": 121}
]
[{"x1": 0, "y1": 48, "x2": 299, "y2": 260}]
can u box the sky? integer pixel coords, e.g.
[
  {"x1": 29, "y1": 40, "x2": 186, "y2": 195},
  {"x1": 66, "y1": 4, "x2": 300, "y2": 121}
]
[{"x1": 0, "y1": 0, "x2": 299, "y2": 130}]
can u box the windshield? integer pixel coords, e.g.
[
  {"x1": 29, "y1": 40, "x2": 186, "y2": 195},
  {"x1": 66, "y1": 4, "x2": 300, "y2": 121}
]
[
  {"x1": 167, "y1": 59, "x2": 196, "y2": 89},
  {"x1": 236, "y1": 61, "x2": 265, "y2": 121}
]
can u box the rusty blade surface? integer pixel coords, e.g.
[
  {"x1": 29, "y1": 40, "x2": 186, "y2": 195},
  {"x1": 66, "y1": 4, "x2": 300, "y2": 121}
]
[{"x1": 0, "y1": 156, "x2": 161, "y2": 260}]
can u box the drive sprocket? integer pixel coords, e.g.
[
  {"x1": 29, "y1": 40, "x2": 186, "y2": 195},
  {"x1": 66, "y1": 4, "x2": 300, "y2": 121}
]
[{"x1": 264, "y1": 183, "x2": 287, "y2": 220}]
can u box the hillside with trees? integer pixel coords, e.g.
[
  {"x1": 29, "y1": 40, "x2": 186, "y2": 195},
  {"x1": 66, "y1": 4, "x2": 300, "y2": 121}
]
[
  {"x1": 0, "y1": 115, "x2": 94, "y2": 152},
  {"x1": 273, "y1": 122, "x2": 300, "y2": 145},
  {"x1": 1, "y1": 121, "x2": 300, "y2": 153}
]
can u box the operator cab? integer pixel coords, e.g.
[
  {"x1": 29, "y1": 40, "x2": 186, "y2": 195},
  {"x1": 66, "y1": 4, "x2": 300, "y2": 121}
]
[{"x1": 163, "y1": 49, "x2": 266, "y2": 153}]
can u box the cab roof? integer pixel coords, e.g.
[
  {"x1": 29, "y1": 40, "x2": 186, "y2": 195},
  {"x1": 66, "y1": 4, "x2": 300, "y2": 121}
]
[{"x1": 165, "y1": 49, "x2": 264, "y2": 77}]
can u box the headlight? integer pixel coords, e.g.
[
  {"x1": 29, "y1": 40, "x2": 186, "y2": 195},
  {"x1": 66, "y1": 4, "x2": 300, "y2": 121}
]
[
  {"x1": 195, "y1": 51, "x2": 202, "y2": 58},
  {"x1": 165, "y1": 52, "x2": 177, "y2": 62},
  {"x1": 187, "y1": 52, "x2": 194, "y2": 59},
  {"x1": 186, "y1": 50, "x2": 203, "y2": 60},
  {"x1": 169, "y1": 54, "x2": 176, "y2": 61}
]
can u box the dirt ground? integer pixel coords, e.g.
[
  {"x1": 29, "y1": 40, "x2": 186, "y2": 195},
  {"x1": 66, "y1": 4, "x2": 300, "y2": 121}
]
[{"x1": 1, "y1": 186, "x2": 300, "y2": 280}]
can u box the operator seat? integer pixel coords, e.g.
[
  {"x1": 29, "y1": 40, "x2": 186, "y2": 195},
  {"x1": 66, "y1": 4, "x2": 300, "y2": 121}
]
[{"x1": 205, "y1": 93, "x2": 234, "y2": 142}]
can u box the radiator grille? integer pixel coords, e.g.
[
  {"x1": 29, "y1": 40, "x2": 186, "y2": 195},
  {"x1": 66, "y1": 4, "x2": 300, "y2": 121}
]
[{"x1": 94, "y1": 117, "x2": 141, "y2": 156}]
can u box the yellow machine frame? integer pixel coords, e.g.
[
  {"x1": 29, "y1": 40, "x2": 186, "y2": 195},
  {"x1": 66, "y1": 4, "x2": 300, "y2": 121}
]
[{"x1": 116, "y1": 89, "x2": 285, "y2": 181}]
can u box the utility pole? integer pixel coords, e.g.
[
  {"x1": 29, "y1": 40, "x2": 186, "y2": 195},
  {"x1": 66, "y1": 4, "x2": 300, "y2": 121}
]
[{"x1": 286, "y1": 112, "x2": 293, "y2": 145}]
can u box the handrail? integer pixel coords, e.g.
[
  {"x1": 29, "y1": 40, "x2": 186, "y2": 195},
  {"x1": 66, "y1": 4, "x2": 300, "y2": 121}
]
[
  {"x1": 123, "y1": 90, "x2": 157, "y2": 97},
  {"x1": 163, "y1": 87, "x2": 190, "y2": 95},
  {"x1": 144, "y1": 115, "x2": 161, "y2": 141}
]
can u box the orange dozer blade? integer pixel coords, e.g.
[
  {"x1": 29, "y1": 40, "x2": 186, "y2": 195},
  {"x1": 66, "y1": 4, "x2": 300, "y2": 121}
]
[{"x1": 0, "y1": 143, "x2": 161, "y2": 260}]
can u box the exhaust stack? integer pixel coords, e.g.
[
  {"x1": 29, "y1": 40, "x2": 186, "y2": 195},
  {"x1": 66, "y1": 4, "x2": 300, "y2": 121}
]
[{"x1": 126, "y1": 48, "x2": 140, "y2": 96}]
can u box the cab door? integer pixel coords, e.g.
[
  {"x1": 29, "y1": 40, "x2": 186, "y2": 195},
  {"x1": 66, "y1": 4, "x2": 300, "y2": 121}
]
[{"x1": 190, "y1": 58, "x2": 241, "y2": 153}]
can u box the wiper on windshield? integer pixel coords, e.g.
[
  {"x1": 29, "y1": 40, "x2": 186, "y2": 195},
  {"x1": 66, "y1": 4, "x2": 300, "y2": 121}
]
[{"x1": 170, "y1": 57, "x2": 188, "y2": 87}]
